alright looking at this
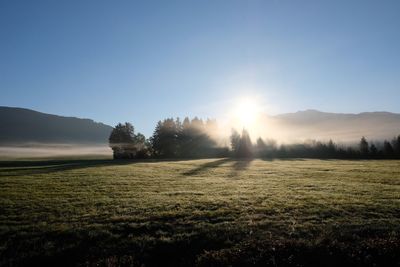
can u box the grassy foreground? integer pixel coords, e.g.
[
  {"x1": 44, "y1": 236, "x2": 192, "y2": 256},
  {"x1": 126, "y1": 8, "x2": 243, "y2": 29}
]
[{"x1": 0, "y1": 158, "x2": 399, "y2": 266}]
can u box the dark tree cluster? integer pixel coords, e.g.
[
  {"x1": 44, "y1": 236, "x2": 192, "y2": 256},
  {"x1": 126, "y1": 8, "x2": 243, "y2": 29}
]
[
  {"x1": 253, "y1": 135, "x2": 400, "y2": 159},
  {"x1": 357, "y1": 135, "x2": 400, "y2": 159},
  {"x1": 110, "y1": 118, "x2": 227, "y2": 159},
  {"x1": 150, "y1": 117, "x2": 227, "y2": 158},
  {"x1": 109, "y1": 123, "x2": 149, "y2": 159},
  {"x1": 230, "y1": 129, "x2": 253, "y2": 158},
  {"x1": 110, "y1": 119, "x2": 400, "y2": 160}
]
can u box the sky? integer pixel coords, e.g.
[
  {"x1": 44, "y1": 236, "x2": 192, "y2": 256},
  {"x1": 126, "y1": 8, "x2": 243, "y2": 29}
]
[{"x1": 1, "y1": 0, "x2": 400, "y2": 136}]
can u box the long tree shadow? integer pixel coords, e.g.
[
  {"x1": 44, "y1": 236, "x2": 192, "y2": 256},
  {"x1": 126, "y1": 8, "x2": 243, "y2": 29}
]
[
  {"x1": 232, "y1": 159, "x2": 253, "y2": 171},
  {"x1": 183, "y1": 158, "x2": 232, "y2": 176},
  {"x1": 229, "y1": 158, "x2": 254, "y2": 177},
  {"x1": 1, "y1": 158, "x2": 255, "y2": 177},
  {"x1": 260, "y1": 157, "x2": 306, "y2": 161},
  {"x1": 183, "y1": 158, "x2": 254, "y2": 176},
  {"x1": 0, "y1": 159, "x2": 140, "y2": 176}
]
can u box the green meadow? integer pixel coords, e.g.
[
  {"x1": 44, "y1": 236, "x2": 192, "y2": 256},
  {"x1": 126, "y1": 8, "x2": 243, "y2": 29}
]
[{"x1": 1, "y1": 159, "x2": 399, "y2": 266}]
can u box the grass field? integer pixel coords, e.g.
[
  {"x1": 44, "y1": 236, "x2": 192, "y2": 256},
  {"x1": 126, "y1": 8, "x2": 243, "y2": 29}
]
[{"x1": 0, "y1": 158, "x2": 399, "y2": 266}]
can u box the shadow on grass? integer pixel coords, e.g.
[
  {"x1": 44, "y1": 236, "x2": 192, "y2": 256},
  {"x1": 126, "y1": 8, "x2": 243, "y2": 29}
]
[
  {"x1": 0, "y1": 159, "x2": 139, "y2": 176},
  {"x1": 183, "y1": 158, "x2": 254, "y2": 176},
  {"x1": 0, "y1": 158, "x2": 230, "y2": 176},
  {"x1": 1, "y1": 157, "x2": 258, "y2": 177},
  {"x1": 232, "y1": 159, "x2": 252, "y2": 171},
  {"x1": 259, "y1": 157, "x2": 307, "y2": 161},
  {"x1": 227, "y1": 159, "x2": 254, "y2": 178},
  {"x1": 183, "y1": 158, "x2": 232, "y2": 176}
]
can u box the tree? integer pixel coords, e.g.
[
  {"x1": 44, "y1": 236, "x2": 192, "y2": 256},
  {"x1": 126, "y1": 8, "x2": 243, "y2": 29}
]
[
  {"x1": 359, "y1": 136, "x2": 369, "y2": 157},
  {"x1": 176, "y1": 117, "x2": 216, "y2": 158},
  {"x1": 256, "y1": 137, "x2": 267, "y2": 157},
  {"x1": 109, "y1": 122, "x2": 134, "y2": 143},
  {"x1": 133, "y1": 133, "x2": 149, "y2": 158},
  {"x1": 177, "y1": 117, "x2": 192, "y2": 157},
  {"x1": 230, "y1": 129, "x2": 241, "y2": 154},
  {"x1": 369, "y1": 143, "x2": 378, "y2": 158},
  {"x1": 150, "y1": 117, "x2": 217, "y2": 158},
  {"x1": 327, "y1": 140, "x2": 336, "y2": 156},
  {"x1": 255, "y1": 137, "x2": 277, "y2": 157},
  {"x1": 236, "y1": 129, "x2": 253, "y2": 158},
  {"x1": 109, "y1": 122, "x2": 149, "y2": 159},
  {"x1": 109, "y1": 122, "x2": 136, "y2": 159},
  {"x1": 392, "y1": 135, "x2": 400, "y2": 157},
  {"x1": 383, "y1": 140, "x2": 394, "y2": 158},
  {"x1": 150, "y1": 118, "x2": 179, "y2": 158}
]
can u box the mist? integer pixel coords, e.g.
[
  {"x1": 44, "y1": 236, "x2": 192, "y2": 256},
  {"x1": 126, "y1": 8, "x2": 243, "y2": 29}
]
[
  {"x1": 218, "y1": 110, "x2": 400, "y2": 145},
  {"x1": 0, "y1": 143, "x2": 112, "y2": 159}
]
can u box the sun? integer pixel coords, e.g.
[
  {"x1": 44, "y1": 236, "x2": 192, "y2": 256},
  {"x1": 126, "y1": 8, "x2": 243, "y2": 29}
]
[{"x1": 233, "y1": 98, "x2": 261, "y2": 129}]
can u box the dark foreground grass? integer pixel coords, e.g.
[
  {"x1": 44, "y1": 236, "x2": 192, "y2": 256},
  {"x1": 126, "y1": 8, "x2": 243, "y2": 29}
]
[{"x1": 0, "y1": 159, "x2": 399, "y2": 266}]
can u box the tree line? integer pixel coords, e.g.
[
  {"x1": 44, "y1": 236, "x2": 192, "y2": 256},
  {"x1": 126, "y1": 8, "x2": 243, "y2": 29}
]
[
  {"x1": 231, "y1": 129, "x2": 400, "y2": 159},
  {"x1": 109, "y1": 118, "x2": 228, "y2": 159},
  {"x1": 109, "y1": 119, "x2": 400, "y2": 159}
]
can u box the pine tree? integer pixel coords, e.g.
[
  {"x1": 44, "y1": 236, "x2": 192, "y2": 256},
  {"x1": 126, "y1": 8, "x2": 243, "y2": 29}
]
[
  {"x1": 369, "y1": 143, "x2": 378, "y2": 158},
  {"x1": 230, "y1": 129, "x2": 241, "y2": 154},
  {"x1": 359, "y1": 137, "x2": 369, "y2": 157},
  {"x1": 392, "y1": 135, "x2": 400, "y2": 157},
  {"x1": 237, "y1": 129, "x2": 253, "y2": 158},
  {"x1": 383, "y1": 140, "x2": 394, "y2": 158},
  {"x1": 150, "y1": 119, "x2": 179, "y2": 158}
]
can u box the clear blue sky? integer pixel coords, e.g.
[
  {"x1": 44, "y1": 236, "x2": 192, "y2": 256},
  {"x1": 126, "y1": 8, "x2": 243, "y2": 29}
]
[{"x1": 1, "y1": 0, "x2": 399, "y2": 136}]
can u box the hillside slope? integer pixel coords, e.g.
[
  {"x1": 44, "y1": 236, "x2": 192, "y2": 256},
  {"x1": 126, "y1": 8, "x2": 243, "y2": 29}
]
[{"x1": 0, "y1": 107, "x2": 113, "y2": 144}]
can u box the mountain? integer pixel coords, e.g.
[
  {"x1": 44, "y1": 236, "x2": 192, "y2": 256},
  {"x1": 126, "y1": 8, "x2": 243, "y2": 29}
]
[
  {"x1": 0, "y1": 107, "x2": 113, "y2": 145},
  {"x1": 263, "y1": 110, "x2": 400, "y2": 143},
  {"x1": 1, "y1": 107, "x2": 399, "y2": 146}
]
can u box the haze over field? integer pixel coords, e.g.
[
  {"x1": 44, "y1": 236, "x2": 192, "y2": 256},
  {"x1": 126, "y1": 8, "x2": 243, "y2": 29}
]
[
  {"x1": 1, "y1": 107, "x2": 400, "y2": 150},
  {"x1": 258, "y1": 110, "x2": 400, "y2": 143},
  {"x1": 0, "y1": 145, "x2": 111, "y2": 160}
]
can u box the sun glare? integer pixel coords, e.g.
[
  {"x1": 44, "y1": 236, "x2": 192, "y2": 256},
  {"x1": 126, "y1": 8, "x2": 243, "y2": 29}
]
[{"x1": 233, "y1": 98, "x2": 261, "y2": 129}]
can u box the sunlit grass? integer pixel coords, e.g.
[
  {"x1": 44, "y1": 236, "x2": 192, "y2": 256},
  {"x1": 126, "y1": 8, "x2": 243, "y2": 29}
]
[{"x1": 0, "y1": 159, "x2": 399, "y2": 266}]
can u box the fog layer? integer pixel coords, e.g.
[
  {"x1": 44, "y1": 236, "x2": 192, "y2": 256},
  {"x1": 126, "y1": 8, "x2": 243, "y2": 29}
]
[{"x1": 0, "y1": 144, "x2": 112, "y2": 159}]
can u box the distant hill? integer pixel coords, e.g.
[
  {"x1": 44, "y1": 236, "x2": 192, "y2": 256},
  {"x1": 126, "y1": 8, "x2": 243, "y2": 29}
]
[
  {"x1": 1, "y1": 107, "x2": 399, "y2": 146},
  {"x1": 0, "y1": 107, "x2": 113, "y2": 145},
  {"x1": 263, "y1": 110, "x2": 400, "y2": 143}
]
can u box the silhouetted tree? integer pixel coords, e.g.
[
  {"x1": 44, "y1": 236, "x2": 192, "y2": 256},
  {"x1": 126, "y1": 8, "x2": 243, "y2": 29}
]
[
  {"x1": 109, "y1": 122, "x2": 139, "y2": 159},
  {"x1": 236, "y1": 129, "x2": 253, "y2": 158},
  {"x1": 359, "y1": 137, "x2": 369, "y2": 157},
  {"x1": 150, "y1": 117, "x2": 217, "y2": 158},
  {"x1": 327, "y1": 140, "x2": 337, "y2": 157},
  {"x1": 150, "y1": 119, "x2": 179, "y2": 158},
  {"x1": 176, "y1": 117, "x2": 216, "y2": 158},
  {"x1": 256, "y1": 137, "x2": 278, "y2": 157},
  {"x1": 265, "y1": 139, "x2": 277, "y2": 155},
  {"x1": 230, "y1": 129, "x2": 241, "y2": 154},
  {"x1": 370, "y1": 143, "x2": 378, "y2": 158},
  {"x1": 383, "y1": 140, "x2": 394, "y2": 158},
  {"x1": 392, "y1": 135, "x2": 400, "y2": 157},
  {"x1": 279, "y1": 144, "x2": 288, "y2": 158},
  {"x1": 256, "y1": 137, "x2": 267, "y2": 157},
  {"x1": 177, "y1": 117, "x2": 192, "y2": 157}
]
